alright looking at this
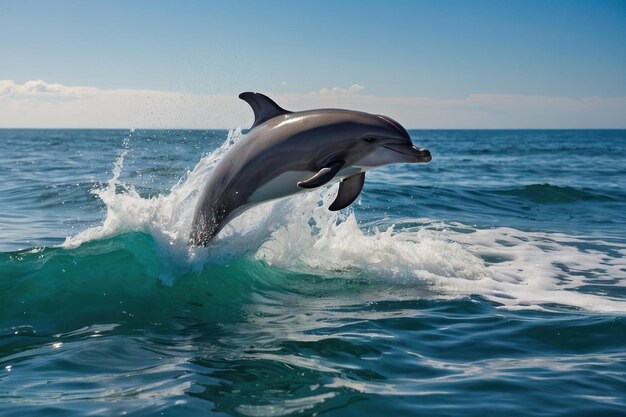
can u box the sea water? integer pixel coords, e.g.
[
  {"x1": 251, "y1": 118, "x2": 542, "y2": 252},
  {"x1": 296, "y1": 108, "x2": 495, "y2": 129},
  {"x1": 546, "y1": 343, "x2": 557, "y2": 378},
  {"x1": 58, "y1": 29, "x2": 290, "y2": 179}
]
[{"x1": 1, "y1": 129, "x2": 625, "y2": 416}]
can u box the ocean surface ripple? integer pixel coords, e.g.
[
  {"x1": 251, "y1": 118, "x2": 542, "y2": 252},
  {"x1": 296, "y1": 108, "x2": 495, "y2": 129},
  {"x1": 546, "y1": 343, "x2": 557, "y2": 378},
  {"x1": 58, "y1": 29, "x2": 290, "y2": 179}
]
[{"x1": 1, "y1": 129, "x2": 625, "y2": 416}]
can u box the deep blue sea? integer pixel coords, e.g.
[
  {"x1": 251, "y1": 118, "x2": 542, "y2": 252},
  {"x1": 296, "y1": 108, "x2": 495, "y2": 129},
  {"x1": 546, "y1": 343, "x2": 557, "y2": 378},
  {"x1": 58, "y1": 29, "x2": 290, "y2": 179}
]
[{"x1": 1, "y1": 129, "x2": 625, "y2": 416}]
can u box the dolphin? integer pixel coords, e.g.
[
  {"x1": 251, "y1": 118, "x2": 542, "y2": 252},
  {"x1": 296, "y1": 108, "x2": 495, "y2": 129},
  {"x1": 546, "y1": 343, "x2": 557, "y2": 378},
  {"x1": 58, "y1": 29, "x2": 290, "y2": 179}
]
[{"x1": 189, "y1": 92, "x2": 431, "y2": 246}]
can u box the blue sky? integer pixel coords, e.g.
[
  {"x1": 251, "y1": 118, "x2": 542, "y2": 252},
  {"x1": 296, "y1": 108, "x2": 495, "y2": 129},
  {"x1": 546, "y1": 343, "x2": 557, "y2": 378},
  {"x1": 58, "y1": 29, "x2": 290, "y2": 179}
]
[{"x1": 1, "y1": 0, "x2": 625, "y2": 128}]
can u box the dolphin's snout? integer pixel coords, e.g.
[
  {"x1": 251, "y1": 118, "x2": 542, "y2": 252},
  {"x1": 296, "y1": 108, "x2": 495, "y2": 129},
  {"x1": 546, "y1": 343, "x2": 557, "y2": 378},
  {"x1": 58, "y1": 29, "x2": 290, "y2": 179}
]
[
  {"x1": 411, "y1": 146, "x2": 432, "y2": 162},
  {"x1": 382, "y1": 144, "x2": 432, "y2": 162}
]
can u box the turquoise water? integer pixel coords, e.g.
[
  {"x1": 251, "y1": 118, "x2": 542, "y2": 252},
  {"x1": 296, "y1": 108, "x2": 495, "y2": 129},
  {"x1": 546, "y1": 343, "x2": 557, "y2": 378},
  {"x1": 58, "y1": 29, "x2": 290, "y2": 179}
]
[{"x1": 1, "y1": 129, "x2": 625, "y2": 416}]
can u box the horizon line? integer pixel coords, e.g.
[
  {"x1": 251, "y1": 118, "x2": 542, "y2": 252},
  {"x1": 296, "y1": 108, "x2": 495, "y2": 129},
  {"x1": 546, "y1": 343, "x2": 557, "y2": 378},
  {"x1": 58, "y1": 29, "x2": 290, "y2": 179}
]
[{"x1": 1, "y1": 127, "x2": 626, "y2": 131}]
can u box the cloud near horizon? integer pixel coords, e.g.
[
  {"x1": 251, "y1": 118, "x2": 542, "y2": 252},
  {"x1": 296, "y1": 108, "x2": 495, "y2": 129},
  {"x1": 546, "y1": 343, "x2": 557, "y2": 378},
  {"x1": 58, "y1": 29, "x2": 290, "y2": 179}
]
[
  {"x1": 1, "y1": 80, "x2": 625, "y2": 129},
  {"x1": 317, "y1": 84, "x2": 365, "y2": 95}
]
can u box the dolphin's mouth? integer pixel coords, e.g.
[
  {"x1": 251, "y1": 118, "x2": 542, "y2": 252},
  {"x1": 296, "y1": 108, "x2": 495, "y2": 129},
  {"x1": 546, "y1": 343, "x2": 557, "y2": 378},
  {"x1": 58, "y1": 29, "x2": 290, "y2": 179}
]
[{"x1": 383, "y1": 145, "x2": 432, "y2": 162}]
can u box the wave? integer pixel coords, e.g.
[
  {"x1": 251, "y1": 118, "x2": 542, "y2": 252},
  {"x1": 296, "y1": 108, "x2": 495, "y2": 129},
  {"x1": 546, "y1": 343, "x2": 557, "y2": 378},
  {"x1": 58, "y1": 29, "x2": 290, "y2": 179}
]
[{"x1": 494, "y1": 183, "x2": 620, "y2": 203}]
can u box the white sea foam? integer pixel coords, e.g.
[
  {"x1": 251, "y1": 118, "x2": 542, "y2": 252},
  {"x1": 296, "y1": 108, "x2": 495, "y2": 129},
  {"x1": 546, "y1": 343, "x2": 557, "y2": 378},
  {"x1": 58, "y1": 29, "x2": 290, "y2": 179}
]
[
  {"x1": 62, "y1": 129, "x2": 626, "y2": 313},
  {"x1": 254, "y1": 192, "x2": 626, "y2": 313}
]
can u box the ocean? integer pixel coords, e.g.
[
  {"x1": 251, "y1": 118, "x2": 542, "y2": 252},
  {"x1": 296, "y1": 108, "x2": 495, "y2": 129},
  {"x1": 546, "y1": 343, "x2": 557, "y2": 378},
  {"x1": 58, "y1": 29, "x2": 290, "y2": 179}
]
[{"x1": 1, "y1": 128, "x2": 625, "y2": 416}]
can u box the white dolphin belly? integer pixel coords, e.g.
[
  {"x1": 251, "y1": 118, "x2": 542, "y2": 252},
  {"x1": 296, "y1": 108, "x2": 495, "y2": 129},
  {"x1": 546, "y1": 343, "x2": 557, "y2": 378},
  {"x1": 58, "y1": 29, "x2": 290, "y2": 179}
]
[
  {"x1": 247, "y1": 171, "x2": 311, "y2": 204},
  {"x1": 247, "y1": 167, "x2": 364, "y2": 205}
]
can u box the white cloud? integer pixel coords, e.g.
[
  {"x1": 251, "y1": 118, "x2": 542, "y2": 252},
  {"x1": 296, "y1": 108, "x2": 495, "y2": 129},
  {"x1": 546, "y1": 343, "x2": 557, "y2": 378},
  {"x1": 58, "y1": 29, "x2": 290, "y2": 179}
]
[
  {"x1": 1, "y1": 79, "x2": 625, "y2": 128},
  {"x1": 0, "y1": 79, "x2": 97, "y2": 99},
  {"x1": 0, "y1": 80, "x2": 245, "y2": 129},
  {"x1": 317, "y1": 84, "x2": 365, "y2": 95}
]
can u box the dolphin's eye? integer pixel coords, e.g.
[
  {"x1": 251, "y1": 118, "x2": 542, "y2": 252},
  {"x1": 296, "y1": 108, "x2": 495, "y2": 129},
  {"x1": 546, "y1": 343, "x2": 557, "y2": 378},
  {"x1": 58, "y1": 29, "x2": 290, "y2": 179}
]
[{"x1": 362, "y1": 137, "x2": 377, "y2": 143}]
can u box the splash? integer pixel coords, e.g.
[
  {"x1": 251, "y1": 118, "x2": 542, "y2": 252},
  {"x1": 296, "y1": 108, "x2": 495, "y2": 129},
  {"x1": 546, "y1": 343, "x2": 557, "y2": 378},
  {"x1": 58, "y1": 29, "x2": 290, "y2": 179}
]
[
  {"x1": 62, "y1": 129, "x2": 243, "y2": 251},
  {"x1": 62, "y1": 130, "x2": 626, "y2": 313}
]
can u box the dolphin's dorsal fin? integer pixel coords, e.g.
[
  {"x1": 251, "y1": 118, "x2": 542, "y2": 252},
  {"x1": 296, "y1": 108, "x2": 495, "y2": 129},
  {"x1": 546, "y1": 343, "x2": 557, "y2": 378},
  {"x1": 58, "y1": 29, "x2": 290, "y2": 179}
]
[{"x1": 239, "y1": 92, "x2": 292, "y2": 129}]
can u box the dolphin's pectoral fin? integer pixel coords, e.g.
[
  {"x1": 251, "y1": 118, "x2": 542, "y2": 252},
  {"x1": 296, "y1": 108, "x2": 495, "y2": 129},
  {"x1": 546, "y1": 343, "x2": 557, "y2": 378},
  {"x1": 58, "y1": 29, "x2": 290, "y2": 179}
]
[
  {"x1": 239, "y1": 92, "x2": 292, "y2": 129},
  {"x1": 328, "y1": 172, "x2": 365, "y2": 211},
  {"x1": 297, "y1": 161, "x2": 345, "y2": 189}
]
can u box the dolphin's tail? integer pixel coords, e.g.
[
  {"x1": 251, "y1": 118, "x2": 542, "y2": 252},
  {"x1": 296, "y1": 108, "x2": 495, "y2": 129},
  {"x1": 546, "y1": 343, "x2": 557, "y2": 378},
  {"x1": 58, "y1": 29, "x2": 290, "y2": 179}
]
[
  {"x1": 189, "y1": 193, "x2": 244, "y2": 246},
  {"x1": 189, "y1": 208, "x2": 224, "y2": 246},
  {"x1": 189, "y1": 224, "x2": 216, "y2": 247}
]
